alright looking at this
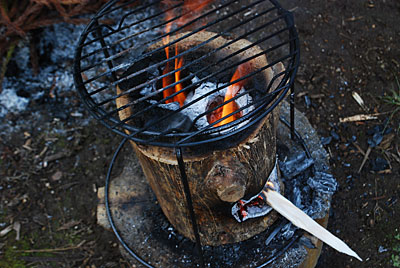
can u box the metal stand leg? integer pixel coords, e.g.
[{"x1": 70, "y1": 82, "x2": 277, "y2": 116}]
[
  {"x1": 290, "y1": 84, "x2": 295, "y2": 140},
  {"x1": 175, "y1": 147, "x2": 205, "y2": 268}
]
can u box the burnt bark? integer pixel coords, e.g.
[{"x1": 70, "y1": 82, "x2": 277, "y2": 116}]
[{"x1": 131, "y1": 111, "x2": 282, "y2": 246}]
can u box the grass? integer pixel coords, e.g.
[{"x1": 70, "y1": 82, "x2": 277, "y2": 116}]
[
  {"x1": 0, "y1": 239, "x2": 29, "y2": 268},
  {"x1": 381, "y1": 75, "x2": 400, "y2": 133},
  {"x1": 392, "y1": 231, "x2": 400, "y2": 267},
  {"x1": 383, "y1": 76, "x2": 400, "y2": 107}
]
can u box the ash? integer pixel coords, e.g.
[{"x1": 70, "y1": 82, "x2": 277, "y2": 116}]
[
  {"x1": 0, "y1": 5, "x2": 157, "y2": 120},
  {"x1": 0, "y1": 89, "x2": 29, "y2": 117},
  {"x1": 159, "y1": 76, "x2": 253, "y2": 130}
]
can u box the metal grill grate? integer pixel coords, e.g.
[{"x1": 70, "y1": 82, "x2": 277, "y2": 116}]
[{"x1": 73, "y1": 0, "x2": 299, "y2": 148}]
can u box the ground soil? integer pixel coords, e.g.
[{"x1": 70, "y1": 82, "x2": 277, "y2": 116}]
[{"x1": 1, "y1": 0, "x2": 399, "y2": 267}]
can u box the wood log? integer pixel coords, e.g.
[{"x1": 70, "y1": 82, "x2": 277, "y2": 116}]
[
  {"x1": 115, "y1": 31, "x2": 286, "y2": 246},
  {"x1": 96, "y1": 101, "x2": 333, "y2": 267}
]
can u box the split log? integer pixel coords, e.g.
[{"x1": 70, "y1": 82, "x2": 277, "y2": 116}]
[{"x1": 115, "y1": 31, "x2": 286, "y2": 246}]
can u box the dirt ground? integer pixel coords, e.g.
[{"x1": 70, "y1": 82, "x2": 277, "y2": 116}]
[{"x1": 1, "y1": 0, "x2": 399, "y2": 267}]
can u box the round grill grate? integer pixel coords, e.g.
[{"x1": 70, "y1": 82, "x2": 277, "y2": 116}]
[{"x1": 73, "y1": 0, "x2": 300, "y2": 147}]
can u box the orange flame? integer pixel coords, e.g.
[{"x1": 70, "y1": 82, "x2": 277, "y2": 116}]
[
  {"x1": 177, "y1": 0, "x2": 214, "y2": 28},
  {"x1": 161, "y1": 0, "x2": 213, "y2": 107},
  {"x1": 214, "y1": 62, "x2": 252, "y2": 126}
]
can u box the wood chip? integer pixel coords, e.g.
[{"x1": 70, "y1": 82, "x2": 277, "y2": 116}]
[
  {"x1": 13, "y1": 222, "x2": 21, "y2": 241},
  {"x1": 377, "y1": 169, "x2": 392, "y2": 174},
  {"x1": 352, "y1": 92, "x2": 369, "y2": 111},
  {"x1": 339, "y1": 114, "x2": 378, "y2": 123},
  {"x1": 310, "y1": 94, "x2": 325, "y2": 99},
  {"x1": 0, "y1": 225, "x2": 13, "y2": 237},
  {"x1": 7, "y1": 193, "x2": 29, "y2": 207},
  {"x1": 0, "y1": 222, "x2": 21, "y2": 240}
]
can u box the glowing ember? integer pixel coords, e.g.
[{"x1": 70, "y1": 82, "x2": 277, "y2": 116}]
[
  {"x1": 207, "y1": 95, "x2": 242, "y2": 125},
  {"x1": 232, "y1": 162, "x2": 280, "y2": 222}
]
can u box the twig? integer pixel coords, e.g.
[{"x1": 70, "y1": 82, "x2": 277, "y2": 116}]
[
  {"x1": 16, "y1": 240, "x2": 86, "y2": 253},
  {"x1": 358, "y1": 146, "x2": 372, "y2": 173},
  {"x1": 352, "y1": 142, "x2": 366, "y2": 156},
  {"x1": 371, "y1": 195, "x2": 386, "y2": 201}
]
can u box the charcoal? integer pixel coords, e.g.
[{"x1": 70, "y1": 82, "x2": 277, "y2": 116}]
[
  {"x1": 279, "y1": 152, "x2": 314, "y2": 179},
  {"x1": 144, "y1": 107, "x2": 193, "y2": 133},
  {"x1": 307, "y1": 172, "x2": 337, "y2": 194},
  {"x1": 265, "y1": 222, "x2": 286, "y2": 246},
  {"x1": 330, "y1": 130, "x2": 339, "y2": 141},
  {"x1": 118, "y1": 57, "x2": 152, "y2": 100},
  {"x1": 370, "y1": 157, "x2": 389, "y2": 171},
  {"x1": 368, "y1": 132, "x2": 383, "y2": 147},
  {"x1": 299, "y1": 236, "x2": 316, "y2": 249},
  {"x1": 321, "y1": 136, "x2": 332, "y2": 145},
  {"x1": 281, "y1": 223, "x2": 296, "y2": 240}
]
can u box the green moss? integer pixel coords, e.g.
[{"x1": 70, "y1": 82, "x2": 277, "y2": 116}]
[
  {"x1": 392, "y1": 230, "x2": 400, "y2": 267},
  {"x1": 0, "y1": 240, "x2": 29, "y2": 268}
]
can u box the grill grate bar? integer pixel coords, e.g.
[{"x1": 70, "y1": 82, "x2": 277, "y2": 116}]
[
  {"x1": 80, "y1": 0, "x2": 272, "y2": 85},
  {"x1": 79, "y1": 0, "x2": 245, "y2": 71},
  {"x1": 109, "y1": 46, "x2": 298, "y2": 134},
  {"x1": 82, "y1": 0, "x2": 165, "y2": 47},
  {"x1": 109, "y1": 54, "x2": 296, "y2": 148},
  {"x1": 80, "y1": 2, "x2": 179, "y2": 63},
  {"x1": 108, "y1": 32, "x2": 296, "y2": 122},
  {"x1": 89, "y1": 11, "x2": 287, "y2": 111},
  {"x1": 84, "y1": 6, "x2": 282, "y2": 106}
]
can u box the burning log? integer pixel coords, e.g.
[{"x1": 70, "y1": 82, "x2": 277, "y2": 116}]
[{"x1": 115, "y1": 31, "x2": 285, "y2": 246}]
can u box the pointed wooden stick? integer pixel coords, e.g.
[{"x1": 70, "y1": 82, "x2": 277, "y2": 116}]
[{"x1": 264, "y1": 187, "x2": 362, "y2": 261}]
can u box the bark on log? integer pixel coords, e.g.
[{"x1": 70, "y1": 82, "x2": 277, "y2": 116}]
[
  {"x1": 96, "y1": 101, "x2": 332, "y2": 267},
  {"x1": 115, "y1": 31, "x2": 286, "y2": 246}
]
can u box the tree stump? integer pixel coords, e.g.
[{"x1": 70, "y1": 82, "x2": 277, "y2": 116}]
[
  {"x1": 115, "y1": 31, "x2": 286, "y2": 246},
  {"x1": 96, "y1": 101, "x2": 333, "y2": 268}
]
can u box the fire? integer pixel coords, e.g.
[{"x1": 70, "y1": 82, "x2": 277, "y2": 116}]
[
  {"x1": 161, "y1": 0, "x2": 213, "y2": 107},
  {"x1": 212, "y1": 62, "x2": 252, "y2": 127},
  {"x1": 162, "y1": 44, "x2": 186, "y2": 106}
]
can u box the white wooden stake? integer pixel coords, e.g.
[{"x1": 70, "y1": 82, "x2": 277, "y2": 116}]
[{"x1": 264, "y1": 188, "x2": 362, "y2": 261}]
